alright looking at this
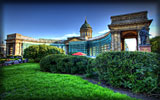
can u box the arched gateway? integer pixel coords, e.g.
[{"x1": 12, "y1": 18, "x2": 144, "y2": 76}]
[{"x1": 108, "y1": 11, "x2": 152, "y2": 51}]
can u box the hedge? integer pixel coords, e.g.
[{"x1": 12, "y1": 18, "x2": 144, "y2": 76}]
[
  {"x1": 85, "y1": 58, "x2": 98, "y2": 78},
  {"x1": 0, "y1": 59, "x2": 6, "y2": 64},
  {"x1": 40, "y1": 54, "x2": 66, "y2": 72},
  {"x1": 40, "y1": 54, "x2": 91, "y2": 74},
  {"x1": 150, "y1": 36, "x2": 160, "y2": 54},
  {"x1": 6, "y1": 55, "x2": 22, "y2": 59},
  {"x1": 95, "y1": 51, "x2": 160, "y2": 94},
  {"x1": 24, "y1": 45, "x2": 64, "y2": 62}
]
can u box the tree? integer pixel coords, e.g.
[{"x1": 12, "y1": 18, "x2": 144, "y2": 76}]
[
  {"x1": 150, "y1": 36, "x2": 160, "y2": 54},
  {"x1": 23, "y1": 45, "x2": 65, "y2": 62}
]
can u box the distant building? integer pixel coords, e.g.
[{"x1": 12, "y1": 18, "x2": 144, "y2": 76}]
[
  {"x1": 0, "y1": 33, "x2": 6, "y2": 57},
  {"x1": 5, "y1": 11, "x2": 152, "y2": 56},
  {"x1": 0, "y1": 43, "x2": 6, "y2": 57}
]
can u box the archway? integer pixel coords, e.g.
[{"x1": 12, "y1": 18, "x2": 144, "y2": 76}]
[
  {"x1": 121, "y1": 30, "x2": 138, "y2": 51},
  {"x1": 108, "y1": 11, "x2": 152, "y2": 51}
]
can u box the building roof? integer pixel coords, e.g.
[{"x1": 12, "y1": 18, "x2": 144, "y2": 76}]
[
  {"x1": 88, "y1": 31, "x2": 110, "y2": 41},
  {"x1": 80, "y1": 17, "x2": 92, "y2": 29}
]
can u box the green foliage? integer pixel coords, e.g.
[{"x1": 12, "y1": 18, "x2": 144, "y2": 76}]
[
  {"x1": 23, "y1": 45, "x2": 65, "y2": 62},
  {"x1": 57, "y1": 55, "x2": 90, "y2": 74},
  {"x1": 85, "y1": 58, "x2": 98, "y2": 78},
  {"x1": 0, "y1": 63, "x2": 138, "y2": 100},
  {"x1": 0, "y1": 57, "x2": 25, "y2": 64},
  {"x1": 150, "y1": 36, "x2": 160, "y2": 54},
  {"x1": 95, "y1": 51, "x2": 160, "y2": 94},
  {"x1": 40, "y1": 54, "x2": 66, "y2": 72},
  {"x1": 0, "y1": 58, "x2": 18, "y2": 64},
  {"x1": 40, "y1": 54, "x2": 90, "y2": 74},
  {"x1": 0, "y1": 59, "x2": 6, "y2": 64}
]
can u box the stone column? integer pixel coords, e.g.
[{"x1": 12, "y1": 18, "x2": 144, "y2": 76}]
[
  {"x1": 114, "y1": 33, "x2": 117, "y2": 50},
  {"x1": 137, "y1": 30, "x2": 141, "y2": 51},
  {"x1": 6, "y1": 43, "x2": 9, "y2": 55},
  {"x1": 117, "y1": 33, "x2": 121, "y2": 51},
  {"x1": 111, "y1": 31, "x2": 121, "y2": 51},
  {"x1": 21, "y1": 43, "x2": 23, "y2": 56},
  {"x1": 111, "y1": 32, "x2": 115, "y2": 51},
  {"x1": 13, "y1": 43, "x2": 15, "y2": 55}
]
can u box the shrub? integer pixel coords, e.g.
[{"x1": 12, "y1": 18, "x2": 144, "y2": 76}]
[
  {"x1": 0, "y1": 59, "x2": 6, "y2": 64},
  {"x1": 150, "y1": 36, "x2": 160, "y2": 54},
  {"x1": 85, "y1": 58, "x2": 98, "y2": 78},
  {"x1": 40, "y1": 54, "x2": 66, "y2": 72},
  {"x1": 24, "y1": 45, "x2": 65, "y2": 62},
  {"x1": 6, "y1": 55, "x2": 14, "y2": 59},
  {"x1": 57, "y1": 55, "x2": 89, "y2": 74},
  {"x1": 95, "y1": 51, "x2": 160, "y2": 94},
  {"x1": 40, "y1": 54, "x2": 90, "y2": 74}
]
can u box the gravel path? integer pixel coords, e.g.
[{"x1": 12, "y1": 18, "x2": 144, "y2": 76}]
[{"x1": 78, "y1": 75, "x2": 159, "y2": 100}]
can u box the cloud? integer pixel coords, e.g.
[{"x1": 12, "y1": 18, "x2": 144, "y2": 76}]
[
  {"x1": 51, "y1": 33, "x2": 80, "y2": 40},
  {"x1": 98, "y1": 30, "x2": 109, "y2": 34},
  {"x1": 93, "y1": 29, "x2": 109, "y2": 37}
]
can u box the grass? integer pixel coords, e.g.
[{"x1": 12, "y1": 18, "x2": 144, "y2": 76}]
[{"x1": 0, "y1": 63, "x2": 139, "y2": 100}]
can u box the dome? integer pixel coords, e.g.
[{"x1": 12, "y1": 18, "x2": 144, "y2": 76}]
[{"x1": 80, "y1": 18, "x2": 92, "y2": 29}]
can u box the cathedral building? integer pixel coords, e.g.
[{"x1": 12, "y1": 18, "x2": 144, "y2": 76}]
[{"x1": 5, "y1": 11, "x2": 152, "y2": 57}]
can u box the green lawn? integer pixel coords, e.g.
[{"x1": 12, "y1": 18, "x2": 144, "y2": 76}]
[{"x1": 0, "y1": 63, "x2": 139, "y2": 100}]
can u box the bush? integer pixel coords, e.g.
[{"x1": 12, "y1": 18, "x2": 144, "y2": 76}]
[
  {"x1": 40, "y1": 54, "x2": 90, "y2": 74},
  {"x1": 24, "y1": 45, "x2": 65, "y2": 62},
  {"x1": 0, "y1": 59, "x2": 6, "y2": 64},
  {"x1": 40, "y1": 54, "x2": 66, "y2": 72},
  {"x1": 6, "y1": 55, "x2": 22, "y2": 59},
  {"x1": 95, "y1": 51, "x2": 160, "y2": 94},
  {"x1": 85, "y1": 58, "x2": 98, "y2": 78},
  {"x1": 150, "y1": 36, "x2": 160, "y2": 54},
  {"x1": 57, "y1": 55, "x2": 89, "y2": 74}
]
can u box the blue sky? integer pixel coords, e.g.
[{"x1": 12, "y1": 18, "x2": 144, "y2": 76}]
[{"x1": 3, "y1": 3, "x2": 158, "y2": 50}]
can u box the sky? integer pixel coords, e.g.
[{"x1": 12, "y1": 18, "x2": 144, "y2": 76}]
[{"x1": 3, "y1": 2, "x2": 158, "y2": 51}]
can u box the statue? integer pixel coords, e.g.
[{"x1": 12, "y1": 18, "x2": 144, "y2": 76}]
[{"x1": 139, "y1": 27, "x2": 149, "y2": 45}]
